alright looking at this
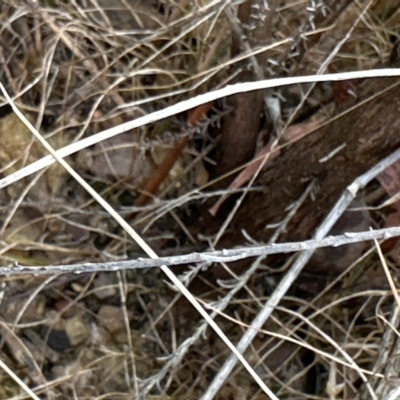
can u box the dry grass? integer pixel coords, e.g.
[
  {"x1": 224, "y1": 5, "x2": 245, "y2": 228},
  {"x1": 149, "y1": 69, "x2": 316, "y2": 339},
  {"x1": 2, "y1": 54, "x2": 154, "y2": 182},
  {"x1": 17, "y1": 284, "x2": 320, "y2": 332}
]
[{"x1": 1, "y1": 0, "x2": 400, "y2": 399}]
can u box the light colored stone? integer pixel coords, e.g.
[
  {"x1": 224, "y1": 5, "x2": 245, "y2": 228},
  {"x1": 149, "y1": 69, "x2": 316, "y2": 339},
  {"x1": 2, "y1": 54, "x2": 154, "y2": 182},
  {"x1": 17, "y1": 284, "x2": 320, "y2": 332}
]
[
  {"x1": 98, "y1": 305, "x2": 126, "y2": 333},
  {"x1": 65, "y1": 314, "x2": 90, "y2": 346}
]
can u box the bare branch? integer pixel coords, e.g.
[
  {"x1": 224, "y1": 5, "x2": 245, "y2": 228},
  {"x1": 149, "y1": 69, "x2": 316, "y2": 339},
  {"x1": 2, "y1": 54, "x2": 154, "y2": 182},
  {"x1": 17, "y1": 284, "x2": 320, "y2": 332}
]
[{"x1": 2, "y1": 226, "x2": 400, "y2": 276}]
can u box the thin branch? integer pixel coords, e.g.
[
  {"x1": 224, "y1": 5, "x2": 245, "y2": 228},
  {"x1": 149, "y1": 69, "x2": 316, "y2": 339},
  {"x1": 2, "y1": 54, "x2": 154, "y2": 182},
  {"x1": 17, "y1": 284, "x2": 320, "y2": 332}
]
[{"x1": 2, "y1": 226, "x2": 400, "y2": 276}]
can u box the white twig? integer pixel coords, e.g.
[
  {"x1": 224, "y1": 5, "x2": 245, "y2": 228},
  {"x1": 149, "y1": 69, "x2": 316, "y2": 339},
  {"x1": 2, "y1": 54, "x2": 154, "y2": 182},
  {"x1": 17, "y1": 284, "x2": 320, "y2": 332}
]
[
  {"x1": 387, "y1": 387, "x2": 400, "y2": 400},
  {"x1": 1, "y1": 69, "x2": 400, "y2": 190}
]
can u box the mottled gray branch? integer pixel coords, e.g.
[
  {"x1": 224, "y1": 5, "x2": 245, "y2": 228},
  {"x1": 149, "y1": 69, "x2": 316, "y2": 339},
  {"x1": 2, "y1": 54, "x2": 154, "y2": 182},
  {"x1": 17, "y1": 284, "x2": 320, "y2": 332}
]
[{"x1": 2, "y1": 227, "x2": 399, "y2": 276}]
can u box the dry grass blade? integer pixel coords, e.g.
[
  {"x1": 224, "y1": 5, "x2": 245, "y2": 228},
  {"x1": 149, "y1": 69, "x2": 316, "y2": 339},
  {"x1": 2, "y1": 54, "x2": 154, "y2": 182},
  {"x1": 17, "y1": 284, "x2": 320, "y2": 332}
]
[
  {"x1": 0, "y1": 358, "x2": 41, "y2": 400},
  {"x1": 374, "y1": 237, "x2": 400, "y2": 310}
]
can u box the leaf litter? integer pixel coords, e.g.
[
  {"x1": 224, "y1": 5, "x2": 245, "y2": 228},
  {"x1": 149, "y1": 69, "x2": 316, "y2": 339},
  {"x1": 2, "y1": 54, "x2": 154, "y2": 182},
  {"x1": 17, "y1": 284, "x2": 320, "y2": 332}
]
[{"x1": 1, "y1": 1, "x2": 400, "y2": 399}]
